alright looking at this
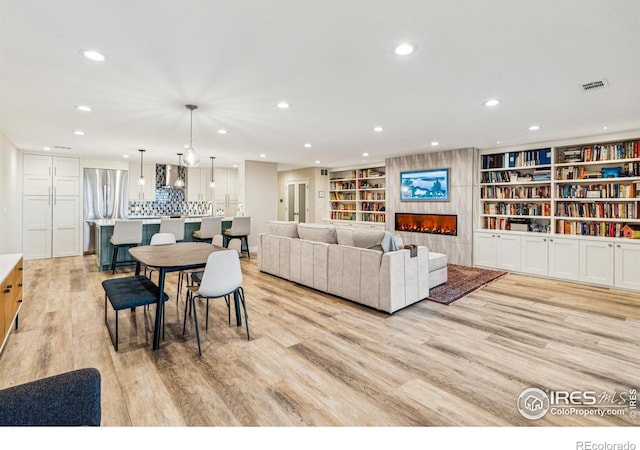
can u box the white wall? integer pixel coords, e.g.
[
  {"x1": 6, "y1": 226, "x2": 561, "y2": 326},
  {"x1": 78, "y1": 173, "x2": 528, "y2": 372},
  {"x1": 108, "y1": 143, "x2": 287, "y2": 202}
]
[
  {"x1": 243, "y1": 160, "x2": 278, "y2": 252},
  {"x1": 0, "y1": 132, "x2": 21, "y2": 254}
]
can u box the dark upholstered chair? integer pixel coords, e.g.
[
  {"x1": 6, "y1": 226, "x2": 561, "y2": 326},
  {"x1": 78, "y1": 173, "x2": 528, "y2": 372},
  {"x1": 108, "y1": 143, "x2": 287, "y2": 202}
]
[{"x1": 0, "y1": 368, "x2": 101, "y2": 426}]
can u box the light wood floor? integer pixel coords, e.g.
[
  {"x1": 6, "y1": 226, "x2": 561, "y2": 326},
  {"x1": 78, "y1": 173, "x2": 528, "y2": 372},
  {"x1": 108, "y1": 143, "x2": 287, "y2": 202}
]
[{"x1": 1, "y1": 254, "x2": 639, "y2": 426}]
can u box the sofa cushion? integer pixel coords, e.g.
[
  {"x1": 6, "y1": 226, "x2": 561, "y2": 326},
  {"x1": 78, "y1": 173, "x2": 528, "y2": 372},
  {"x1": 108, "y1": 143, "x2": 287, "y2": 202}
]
[
  {"x1": 297, "y1": 223, "x2": 337, "y2": 244},
  {"x1": 268, "y1": 221, "x2": 299, "y2": 238},
  {"x1": 337, "y1": 228, "x2": 398, "y2": 252},
  {"x1": 429, "y1": 252, "x2": 448, "y2": 271}
]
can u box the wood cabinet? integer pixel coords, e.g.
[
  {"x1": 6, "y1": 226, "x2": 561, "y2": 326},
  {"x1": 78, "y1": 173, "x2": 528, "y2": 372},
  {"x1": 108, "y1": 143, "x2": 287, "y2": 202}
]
[
  {"x1": 22, "y1": 154, "x2": 81, "y2": 260},
  {"x1": 548, "y1": 237, "x2": 580, "y2": 281},
  {"x1": 579, "y1": 240, "x2": 615, "y2": 286},
  {"x1": 1, "y1": 255, "x2": 23, "y2": 354},
  {"x1": 472, "y1": 232, "x2": 521, "y2": 271},
  {"x1": 520, "y1": 235, "x2": 549, "y2": 276},
  {"x1": 614, "y1": 242, "x2": 640, "y2": 290}
]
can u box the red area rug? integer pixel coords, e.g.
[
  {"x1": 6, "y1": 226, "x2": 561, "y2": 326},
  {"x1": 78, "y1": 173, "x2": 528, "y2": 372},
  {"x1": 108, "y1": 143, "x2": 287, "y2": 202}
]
[{"x1": 426, "y1": 264, "x2": 507, "y2": 305}]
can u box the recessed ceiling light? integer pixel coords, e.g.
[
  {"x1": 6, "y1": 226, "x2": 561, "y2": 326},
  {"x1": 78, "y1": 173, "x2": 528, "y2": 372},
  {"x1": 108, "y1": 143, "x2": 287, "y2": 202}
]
[
  {"x1": 496, "y1": 141, "x2": 501, "y2": 144},
  {"x1": 73, "y1": 130, "x2": 85, "y2": 136},
  {"x1": 483, "y1": 99, "x2": 500, "y2": 107},
  {"x1": 373, "y1": 126, "x2": 383, "y2": 132},
  {"x1": 217, "y1": 129, "x2": 228, "y2": 135},
  {"x1": 304, "y1": 143, "x2": 312, "y2": 148},
  {"x1": 315, "y1": 160, "x2": 321, "y2": 164},
  {"x1": 603, "y1": 126, "x2": 608, "y2": 130},
  {"x1": 233, "y1": 164, "x2": 238, "y2": 168},
  {"x1": 259, "y1": 153, "x2": 267, "y2": 158},
  {"x1": 394, "y1": 43, "x2": 415, "y2": 56},
  {"x1": 76, "y1": 105, "x2": 92, "y2": 112},
  {"x1": 42, "y1": 146, "x2": 51, "y2": 151},
  {"x1": 431, "y1": 141, "x2": 439, "y2": 146},
  {"x1": 277, "y1": 101, "x2": 290, "y2": 109},
  {"x1": 81, "y1": 49, "x2": 105, "y2": 62},
  {"x1": 123, "y1": 154, "x2": 129, "y2": 158},
  {"x1": 528, "y1": 125, "x2": 541, "y2": 131},
  {"x1": 362, "y1": 152, "x2": 369, "y2": 157}
]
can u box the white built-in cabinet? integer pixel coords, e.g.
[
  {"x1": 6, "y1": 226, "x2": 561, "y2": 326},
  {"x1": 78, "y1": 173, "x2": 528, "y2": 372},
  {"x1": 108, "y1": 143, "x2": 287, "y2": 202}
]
[
  {"x1": 214, "y1": 168, "x2": 239, "y2": 216},
  {"x1": 187, "y1": 168, "x2": 213, "y2": 202},
  {"x1": 474, "y1": 230, "x2": 640, "y2": 291},
  {"x1": 128, "y1": 163, "x2": 155, "y2": 201},
  {"x1": 22, "y1": 154, "x2": 81, "y2": 260}
]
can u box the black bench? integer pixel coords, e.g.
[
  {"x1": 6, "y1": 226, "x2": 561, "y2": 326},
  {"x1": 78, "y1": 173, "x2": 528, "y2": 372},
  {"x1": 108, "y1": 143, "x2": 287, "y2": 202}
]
[{"x1": 102, "y1": 276, "x2": 169, "y2": 351}]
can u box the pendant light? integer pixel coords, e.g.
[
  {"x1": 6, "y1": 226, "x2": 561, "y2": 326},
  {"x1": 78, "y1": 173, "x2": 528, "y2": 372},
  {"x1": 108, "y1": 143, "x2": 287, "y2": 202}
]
[
  {"x1": 182, "y1": 104, "x2": 200, "y2": 167},
  {"x1": 209, "y1": 156, "x2": 216, "y2": 188},
  {"x1": 138, "y1": 149, "x2": 146, "y2": 185},
  {"x1": 174, "y1": 153, "x2": 185, "y2": 187}
]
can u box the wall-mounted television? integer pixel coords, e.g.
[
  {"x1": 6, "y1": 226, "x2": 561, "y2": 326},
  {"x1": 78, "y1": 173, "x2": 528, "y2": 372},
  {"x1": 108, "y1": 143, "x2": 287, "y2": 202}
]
[{"x1": 400, "y1": 168, "x2": 450, "y2": 201}]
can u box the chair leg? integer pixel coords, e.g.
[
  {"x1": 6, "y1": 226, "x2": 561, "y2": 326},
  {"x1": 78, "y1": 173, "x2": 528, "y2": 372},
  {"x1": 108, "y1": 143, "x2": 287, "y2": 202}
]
[
  {"x1": 111, "y1": 245, "x2": 119, "y2": 274},
  {"x1": 192, "y1": 295, "x2": 202, "y2": 356},
  {"x1": 205, "y1": 298, "x2": 210, "y2": 331},
  {"x1": 242, "y1": 237, "x2": 250, "y2": 258},
  {"x1": 236, "y1": 287, "x2": 250, "y2": 340},
  {"x1": 182, "y1": 290, "x2": 190, "y2": 335}
]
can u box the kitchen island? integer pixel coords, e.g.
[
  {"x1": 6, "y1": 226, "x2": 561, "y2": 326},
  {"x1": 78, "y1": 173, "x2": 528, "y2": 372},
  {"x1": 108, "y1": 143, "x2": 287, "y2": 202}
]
[{"x1": 89, "y1": 217, "x2": 232, "y2": 271}]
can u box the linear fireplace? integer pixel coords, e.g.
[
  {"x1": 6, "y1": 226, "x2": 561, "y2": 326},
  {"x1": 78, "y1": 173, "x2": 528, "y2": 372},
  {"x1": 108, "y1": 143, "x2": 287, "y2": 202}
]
[{"x1": 395, "y1": 213, "x2": 457, "y2": 236}]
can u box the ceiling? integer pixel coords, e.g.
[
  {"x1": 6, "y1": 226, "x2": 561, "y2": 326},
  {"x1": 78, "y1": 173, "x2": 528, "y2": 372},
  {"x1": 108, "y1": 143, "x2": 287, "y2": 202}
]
[{"x1": 1, "y1": 0, "x2": 639, "y2": 171}]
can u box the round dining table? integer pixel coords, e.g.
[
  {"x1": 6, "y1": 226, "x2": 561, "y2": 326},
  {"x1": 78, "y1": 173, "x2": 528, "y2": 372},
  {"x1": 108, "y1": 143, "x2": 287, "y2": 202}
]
[{"x1": 129, "y1": 242, "x2": 238, "y2": 350}]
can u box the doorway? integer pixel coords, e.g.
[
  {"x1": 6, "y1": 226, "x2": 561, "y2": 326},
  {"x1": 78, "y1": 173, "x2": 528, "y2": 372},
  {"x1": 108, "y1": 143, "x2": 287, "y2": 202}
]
[{"x1": 285, "y1": 180, "x2": 309, "y2": 223}]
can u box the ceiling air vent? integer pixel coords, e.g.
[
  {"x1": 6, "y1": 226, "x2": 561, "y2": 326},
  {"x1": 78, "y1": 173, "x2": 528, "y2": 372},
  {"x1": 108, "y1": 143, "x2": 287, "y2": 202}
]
[
  {"x1": 580, "y1": 79, "x2": 609, "y2": 93},
  {"x1": 54, "y1": 145, "x2": 71, "y2": 150}
]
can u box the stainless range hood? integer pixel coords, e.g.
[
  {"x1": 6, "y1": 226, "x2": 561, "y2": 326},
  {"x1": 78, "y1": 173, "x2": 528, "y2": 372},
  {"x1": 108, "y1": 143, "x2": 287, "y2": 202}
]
[{"x1": 156, "y1": 163, "x2": 186, "y2": 189}]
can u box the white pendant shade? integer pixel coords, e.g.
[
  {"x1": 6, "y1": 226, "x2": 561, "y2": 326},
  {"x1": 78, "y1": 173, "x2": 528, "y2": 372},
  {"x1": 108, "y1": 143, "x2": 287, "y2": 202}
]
[{"x1": 183, "y1": 104, "x2": 200, "y2": 167}]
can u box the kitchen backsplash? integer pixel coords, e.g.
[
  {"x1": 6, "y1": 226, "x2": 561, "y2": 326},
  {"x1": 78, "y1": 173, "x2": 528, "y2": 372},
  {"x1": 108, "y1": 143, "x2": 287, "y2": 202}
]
[{"x1": 128, "y1": 193, "x2": 210, "y2": 217}]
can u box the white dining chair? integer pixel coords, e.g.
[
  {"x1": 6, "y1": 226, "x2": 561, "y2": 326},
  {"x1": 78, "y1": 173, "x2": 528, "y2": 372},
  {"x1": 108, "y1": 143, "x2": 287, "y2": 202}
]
[
  {"x1": 159, "y1": 218, "x2": 185, "y2": 242},
  {"x1": 182, "y1": 250, "x2": 250, "y2": 355},
  {"x1": 109, "y1": 220, "x2": 143, "y2": 274}
]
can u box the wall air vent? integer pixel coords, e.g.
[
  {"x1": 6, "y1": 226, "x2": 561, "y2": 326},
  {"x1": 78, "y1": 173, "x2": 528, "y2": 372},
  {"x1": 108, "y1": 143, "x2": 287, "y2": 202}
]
[
  {"x1": 54, "y1": 145, "x2": 71, "y2": 149},
  {"x1": 580, "y1": 79, "x2": 609, "y2": 93}
]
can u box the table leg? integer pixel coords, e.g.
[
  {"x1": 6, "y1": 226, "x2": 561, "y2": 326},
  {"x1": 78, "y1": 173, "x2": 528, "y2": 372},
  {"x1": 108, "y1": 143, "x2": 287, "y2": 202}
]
[
  {"x1": 153, "y1": 268, "x2": 166, "y2": 350},
  {"x1": 135, "y1": 261, "x2": 141, "y2": 276}
]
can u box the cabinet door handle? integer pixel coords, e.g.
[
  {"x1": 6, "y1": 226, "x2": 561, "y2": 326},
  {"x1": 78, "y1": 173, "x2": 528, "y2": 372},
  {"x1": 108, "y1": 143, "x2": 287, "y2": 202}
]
[
  {"x1": 3, "y1": 289, "x2": 9, "y2": 294},
  {"x1": 608, "y1": 243, "x2": 613, "y2": 247},
  {"x1": 616, "y1": 244, "x2": 621, "y2": 248},
  {"x1": 6, "y1": 284, "x2": 12, "y2": 289},
  {"x1": 543, "y1": 238, "x2": 547, "y2": 242}
]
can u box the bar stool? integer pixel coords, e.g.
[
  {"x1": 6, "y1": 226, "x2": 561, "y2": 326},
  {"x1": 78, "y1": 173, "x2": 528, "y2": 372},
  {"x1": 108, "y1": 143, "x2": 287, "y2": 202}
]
[
  {"x1": 110, "y1": 220, "x2": 143, "y2": 274},
  {"x1": 159, "y1": 218, "x2": 185, "y2": 242},
  {"x1": 223, "y1": 216, "x2": 251, "y2": 258},
  {"x1": 192, "y1": 216, "x2": 222, "y2": 244}
]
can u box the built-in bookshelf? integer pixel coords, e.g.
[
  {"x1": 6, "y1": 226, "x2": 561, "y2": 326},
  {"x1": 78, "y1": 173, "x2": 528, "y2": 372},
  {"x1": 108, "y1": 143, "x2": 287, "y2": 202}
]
[
  {"x1": 554, "y1": 139, "x2": 640, "y2": 238},
  {"x1": 478, "y1": 138, "x2": 640, "y2": 237},
  {"x1": 480, "y1": 147, "x2": 552, "y2": 232},
  {"x1": 329, "y1": 166, "x2": 386, "y2": 224}
]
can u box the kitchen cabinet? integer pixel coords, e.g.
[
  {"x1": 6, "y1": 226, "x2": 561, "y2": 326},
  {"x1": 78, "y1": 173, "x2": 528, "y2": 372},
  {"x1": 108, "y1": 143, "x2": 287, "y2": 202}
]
[
  {"x1": 187, "y1": 168, "x2": 213, "y2": 202},
  {"x1": 214, "y1": 168, "x2": 239, "y2": 216},
  {"x1": 579, "y1": 240, "x2": 614, "y2": 286},
  {"x1": 128, "y1": 163, "x2": 156, "y2": 201},
  {"x1": 22, "y1": 154, "x2": 81, "y2": 260},
  {"x1": 548, "y1": 237, "x2": 580, "y2": 281}
]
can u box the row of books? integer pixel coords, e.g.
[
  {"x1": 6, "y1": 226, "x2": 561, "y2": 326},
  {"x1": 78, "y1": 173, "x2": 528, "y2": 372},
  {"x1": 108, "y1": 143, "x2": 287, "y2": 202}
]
[
  {"x1": 481, "y1": 170, "x2": 521, "y2": 183},
  {"x1": 556, "y1": 183, "x2": 639, "y2": 199},
  {"x1": 330, "y1": 203, "x2": 356, "y2": 211},
  {"x1": 483, "y1": 202, "x2": 551, "y2": 216},
  {"x1": 555, "y1": 220, "x2": 624, "y2": 238},
  {"x1": 360, "y1": 202, "x2": 385, "y2": 212},
  {"x1": 481, "y1": 185, "x2": 551, "y2": 199},
  {"x1": 358, "y1": 168, "x2": 385, "y2": 178},
  {"x1": 556, "y1": 202, "x2": 639, "y2": 219},
  {"x1": 329, "y1": 181, "x2": 357, "y2": 190},
  {"x1": 330, "y1": 211, "x2": 356, "y2": 221},
  {"x1": 508, "y1": 148, "x2": 552, "y2": 167},
  {"x1": 531, "y1": 169, "x2": 551, "y2": 181},
  {"x1": 329, "y1": 192, "x2": 356, "y2": 200},
  {"x1": 558, "y1": 141, "x2": 640, "y2": 163},
  {"x1": 357, "y1": 180, "x2": 385, "y2": 189},
  {"x1": 330, "y1": 170, "x2": 357, "y2": 181},
  {"x1": 359, "y1": 192, "x2": 385, "y2": 200},
  {"x1": 361, "y1": 213, "x2": 386, "y2": 223},
  {"x1": 483, "y1": 217, "x2": 508, "y2": 230}
]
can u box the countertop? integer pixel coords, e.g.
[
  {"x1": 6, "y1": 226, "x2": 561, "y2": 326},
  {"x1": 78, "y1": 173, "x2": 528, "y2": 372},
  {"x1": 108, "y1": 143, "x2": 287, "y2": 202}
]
[
  {"x1": 0, "y1": 253, "x2": 22, "y2": 282},
  {"x1": 87, "y1": 217, "x2": 232, "y2": 227}
]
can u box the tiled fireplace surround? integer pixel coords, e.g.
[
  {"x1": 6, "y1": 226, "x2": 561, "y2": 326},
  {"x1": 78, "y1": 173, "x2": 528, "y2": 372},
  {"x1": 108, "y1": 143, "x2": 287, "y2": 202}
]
[{"x1": 386, "y1": 148, "x2": 475, "y2": 266}]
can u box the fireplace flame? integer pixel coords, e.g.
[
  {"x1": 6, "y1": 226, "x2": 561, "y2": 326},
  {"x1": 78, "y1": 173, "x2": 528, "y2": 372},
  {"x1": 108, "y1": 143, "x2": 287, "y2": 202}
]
[{"x1": 395, "y1": 213, "x2": 457, "y2": 236}]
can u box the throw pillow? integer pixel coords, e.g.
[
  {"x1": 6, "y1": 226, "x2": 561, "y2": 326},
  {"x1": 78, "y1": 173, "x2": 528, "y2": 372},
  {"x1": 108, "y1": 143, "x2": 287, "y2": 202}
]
[
  {"x1": 297, "y1": 223, "x2": 338, "y2": 244},
  {"x1": 268, "y1": 221, "x2": 299, "y2": 238}
]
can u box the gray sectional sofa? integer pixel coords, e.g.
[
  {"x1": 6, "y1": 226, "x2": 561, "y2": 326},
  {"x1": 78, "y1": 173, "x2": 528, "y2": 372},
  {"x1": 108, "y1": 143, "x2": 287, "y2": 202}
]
[{"x1": 258, "y1": 222, "x2": 447, "y2": 313}]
